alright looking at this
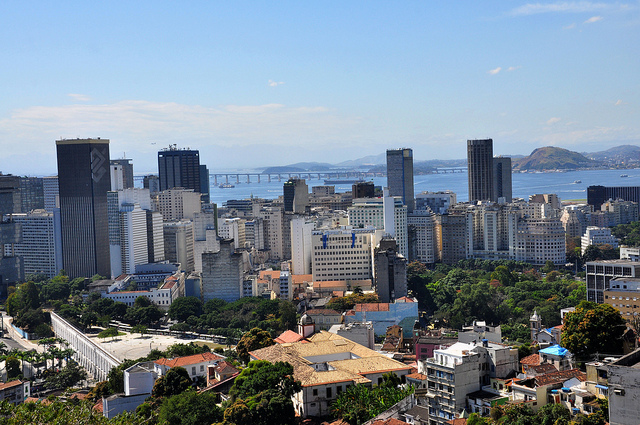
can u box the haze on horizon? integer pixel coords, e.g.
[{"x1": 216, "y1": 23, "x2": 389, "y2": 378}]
[{"x1": 0, "y1": 1, "x2": 638, "y2": 175}]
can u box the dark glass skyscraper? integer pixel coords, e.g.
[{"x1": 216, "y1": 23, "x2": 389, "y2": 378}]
[
  {"x1": 386, "y1": 148, "x2": 414, "y2": 212},
  {"x1": 56, "y1": 138, "x2": 111, "y2": 278},
  {"x1": 157, "y1": 147, "x2": 201, "y2": 192},
  {"x1": 467, "y1": 139, "x2": 494, "y2": 203}
]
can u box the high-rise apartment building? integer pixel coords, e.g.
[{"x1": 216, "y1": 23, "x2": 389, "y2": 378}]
[
  {"x1": 19, "y1": 177, "x2": 44, "y2": 212},
  {"x1": 386, "y1": 148, "x2": 415, "y2": 212},
  {"x1": 56, "y1": 138, "x2": 111, "y2": 278},
  {"x1": 43, "y1": 176, "x2": 59, "y2": 211},
  {"x1": 467, "y1": 139, "x2": 494, "y2": 202},
  {"x1": 110, "y1": 158, "x2": 134, "y2": 189},
  {"x1": 374, "y1": 238, "x2": 407, "y2": 303},
  {"x1": 163, "y1": 220, "x2": 194, "y2": 272},
  {"x1": 155, "y1": 188, "x2": 201, "y2": 221},
  {"x1": 143, "y1": 175, "x2": 160, "y2": 194},
  {"x1": 199, "y1": 164, "x2": 210, "y2": 203},
  {"x1": 201, "y1": 239, "x2": 243, "y2": 302},
  {"x1": 415, "y1": 191, "x2": 457, "y2": 215},
  {"x1": 8, "y1": 210, "x2": 62, "y2": 278}
]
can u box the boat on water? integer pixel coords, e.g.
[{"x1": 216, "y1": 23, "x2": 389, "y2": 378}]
[
  {"x1": 219, "y1": 183, "x2": 235, "y2": 188},
  {"x1": 573, "y1": 180, "x2": 582, "y2": 184},
  {"x1": 621, "y1": 174, "x2": 629, "y2": 178}
]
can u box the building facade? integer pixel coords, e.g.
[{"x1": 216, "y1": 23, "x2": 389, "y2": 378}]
[
  {"x1": 157, "y1": 147, "x2": 201, "y2": 192},
  {"x1": 387, "y1": 148, "x2": 415, "y2": 212},
  {"x1": 56, "y1": 138, "x2": 111, "y2": 278}
]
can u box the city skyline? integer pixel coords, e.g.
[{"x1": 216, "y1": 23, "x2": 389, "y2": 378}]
[{"x1": 0, "y1": 1, "x2": 638, "y2": 175}]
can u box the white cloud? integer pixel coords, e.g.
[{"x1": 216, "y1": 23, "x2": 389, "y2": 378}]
[
  {"x1": 507, "y1": 66, "x2": 522, "y2": 72},
  {"x1": 488, "y1": 67, "x2": 502, "y2": 75},
  {"x1": 563, "y1": 22, "x2": 577, "y2": 29},
  {"x1": 510, "y1": 2, "x2": 613, "y2": 16},
  {"x1": 547, "y1": 117, "x2": 562, "y2": 125},
  {"x1": 268, "y1": 80, "x2": 284, "y2": 87},
  {"x1": 67, "y1": 93, "x2": 91, "y2": 102},
  {"x1": 584, "y1": 15, "x2": 603, "y2": 23}
]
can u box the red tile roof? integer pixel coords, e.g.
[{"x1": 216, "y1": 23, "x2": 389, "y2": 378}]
[
  {"x1": 370, "y1": 419, "x2": 411, "y2": 425},
  {"x1": 534, "y1": 369, "x2": 586, "y2": 387},
  {"x1": 355, "y1": 303, "x2": 389, "y2": 312},
  {"x1": 155, "y1": 352, "x2": 224, "y2": 368},
  {"x1": 275, "y1": 330, "x2": 307, "y2": 344},
  {"x1": 0, "y1": 380, "x2": 22, "y2": 391},
  {"x1": 406, "y1": 372, "x2": 428, "y2": 380},
  {"x1": 520, "y1": 354, "x2": 541, "y2": 366},
  {"x1": 395, "y1": 296, "x2": 415, "y2": 302}
]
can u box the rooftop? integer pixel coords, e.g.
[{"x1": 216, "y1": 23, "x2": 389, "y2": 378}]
[{"x1": 154, "y1": 352, "x2": 224, "y2": 369}]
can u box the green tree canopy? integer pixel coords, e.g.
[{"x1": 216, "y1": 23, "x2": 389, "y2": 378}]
[
  {"x1": 235, "y1": 328, "x2": 274, "y2": 364},
  {"x1": 562, "y1": 301, "x2": 626, "y2": 360},
  {"x1": 229, "y1": 360, "x2": 301, "y2": 402},
  {"x1": 152, "y1": 366, "x2": 192, "y2": 397},
  {"x1": 158, "y1": 390, "x2": 223, "y2": 425},
  {"x1": 169, "y1": 296, "x2": 203, "y2": 322}
]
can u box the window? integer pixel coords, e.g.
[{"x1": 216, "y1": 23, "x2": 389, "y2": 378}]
[
  {"x1": 313, "y1": 389, "x2": 318, "y2": 396},
  {"x1": 327, "y1": 387, "x2": 332, "y2": 398}
]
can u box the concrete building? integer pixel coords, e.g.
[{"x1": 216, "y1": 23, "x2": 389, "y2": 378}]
[
  {"x1": 374, "y1": 238, "x2": 407, "y2": 303},
  {"x1": 7, "y1": 210, "x2": 62, "y2": 278},
  {"x1": 418, "y1": 341, "x2": 519, "y2": 425},
  {"x1": 153, "y1": 352, "x2": 225, "y2": 382},
  {"x1": 348, "y1": 194, "x2": 408, "y2": 258},
  {"x1": 407, "y1": 209, "x2": 436, "y2": 264},
  {"x1": 218, "y1": 217, "x2": 246, "y2": 249},
  {"x1": 328, "y1": 321, "x2": 375, "y2": 349},
  {"x1": 0, "y1": 174, "x2": 21, "y2": 216},
  {"x1": 561, "y1": 209, "x2": 587, "y2": 238},
  {"x1": 283, "y1": 178, "x2": 309, "y2": 214},
  {"x1": 56, "y1": 138, "x2": 111, "y2": 278},
  {"x1": 291, "y1": 216, "x2": 315, "y2": 275},
  {"x1": 604, "y1": 277, "x2": 640, "y2": 320},
  {"x1": 19, "y1": 177, "x2": 44, "y2": 212},
  {"x1": 435, "y1": 213, "x2": 468, "y2": 264},
  {"x1": 0, "y1": 380, "x2": 30, "y2": 405},
  {"x1": 515, "y1": 218, "x2": 566, "y2": 265},
  {"x1": 601, "y1": 199, "x2": 639, "y2": 226},
  {"x1": 110, "y1": 158, "x2": 134, "y2": 189},
  {"x1": 163, "y1": 220, "x2": 194, "y2": 272},
  {"x1": 256, "y1": 206, "x2": 284, "y2": 261},
  {"x1": 586, "y1": 260, "x2": 640, "y2": 304},
  {"x1": 530, "y1": 194, "x2": 561, "y2": 210},
  {"x1": 193, "y1": 211, "x2": 219, "y2": 273},
  {"x1": 311, "y1": 226, "x2": 380, "y2": 282},
  {"x1": 146, "y1": 210, "x2": 165, "y2": 263},
  {"x1": 605, "y1": 348, "x2": 640, "y2": 425},
  {"x1": 201, "y1": 239, "x2": 244, "y2": 302},
  {"x1": 587, "y1": 185, "x2": 640, "y2": 210},
  {"x1": 415, "y1": 191, "x2": 457, "y2": 215},
  {"x1": 102, "y1": 278, "x2": 178, "y2": 310},
  {"x1": 250, "y1": 332, "x2": 412, "y2": 418},
  {"x1": 108, "y1": 193, "x2": 150, "y2": 277},
  {"x1": 387, "y1": 148, "x2": 415, "y2": 212},
  {"x1": 158, "y1": 147, "x2": 201, "y2": 193},
  {"x1": 582, "y1": 226, "x2": 619, "y2": 254},
  {"x1": 143, "y1": 175, "x2": 160, "y2": 194},
  {"x1": 352, "y1": 181, "x2": 375, "y2": 198},
  {"x1": 43, "y1": 176, "x2": 59, "y2": 211},
  {"x1": 156, "y1": 188, "x2": 201, "y2": 221}
]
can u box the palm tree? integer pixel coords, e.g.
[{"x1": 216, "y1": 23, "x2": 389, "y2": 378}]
[{"x1": 0, "y1": 342, "x2": 7, "y2": 356}]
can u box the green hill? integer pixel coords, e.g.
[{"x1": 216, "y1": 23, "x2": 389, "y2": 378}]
[{"x1": 513, "y1": 146, "x2": 600, "y2": 171}]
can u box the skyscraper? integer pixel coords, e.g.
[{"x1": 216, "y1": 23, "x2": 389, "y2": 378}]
[
  {"x1": 110, "y1": 158, "x2": 134, "y2": 189},
  {"x1": 386, "y1": 148, "x2": 414, "y2": 212},
  {"x1": 492, "y1": 156, "x2": 512, "y2": 202},
  {"x1": 157, "y1": 146, "x2": 201, "y2": 192},
  {"x1": 56, "y1": 138, "x2": 111, "y2": 278},
  {"x1": 467, "y1": 139, "x2": 494, "y2": 203},
  {"x1": 283, "y1": 178, "x2": 309, "y2": 213}
]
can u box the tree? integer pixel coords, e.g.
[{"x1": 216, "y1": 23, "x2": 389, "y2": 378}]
[
  {"x1": 332, "y1": 382, "x2": 414, "y2": 425},
  {"x1": 229, "y1": 361, "x2": 301, "y2": 402},
  {"x1": 45, "y1": 359, "x2": 87, "y2": 389},
  {"x1": 165, "y1": 342, "x2": 209, "y2": 358},
  {"x1": 235, "y1": 328, "x2": 274, "y2": 364},
  {"x1": 131, "y1": 324, "x2": 148, "y2": 338},
  {"x1": 5, "y1": 356, "x2": 21, "y2": 379},
  {"x1": 562, "y1": 301, "x2": 626, "y2": 360},
  {"x1": 169, "y1": 296, "x2": 203, "y2": 322},
  {"x1": 538, "y1": 403, "x2": 571, "y2": 425},
  {"x1": 224, "y1": 389, "x2": 296, "y2": 425},
  {"x1": 98, "y1": 327, "x2": 119, "y2": 340},
  {"x1": 152, "y1": 366, "x2": 192, "y2": 397},
  {"x1": 158, "y1": 390, "x2": 223, "y2": 425}
]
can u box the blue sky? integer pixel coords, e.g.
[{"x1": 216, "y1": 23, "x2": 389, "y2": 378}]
[{"x1": 0, "y1": 1, "x2": 638, "y2": 174}]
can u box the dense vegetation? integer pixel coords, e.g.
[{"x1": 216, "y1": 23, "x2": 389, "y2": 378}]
[
  {"x1": 408, "y1": 260, "x2": 586, "y2": 340},
  {"x1": 612, "y1": 221, "x2": 640, "y2": 247}
]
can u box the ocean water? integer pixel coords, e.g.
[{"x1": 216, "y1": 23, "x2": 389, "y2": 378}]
[{"x1": 207, "y1": 168, "x2": 640, "y2": 206}]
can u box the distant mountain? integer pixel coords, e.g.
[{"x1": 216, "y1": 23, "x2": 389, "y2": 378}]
[
  {"x1": 513, "y1": 147, "x2": 599, "y2": 171},
  {"x1": 585, "y1": 144, "x2": 640, "y2": 163},
  {"x1": 336, "y1": 153, "x2": 386, "y2": 168},
  {"x1": 261, "y1": 162, "x2": 335, "y2": 173}
]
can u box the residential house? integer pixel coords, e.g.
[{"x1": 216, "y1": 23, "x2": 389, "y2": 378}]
[{"x1": 154, "y1": 352, "x2": 225, "y2": 382}]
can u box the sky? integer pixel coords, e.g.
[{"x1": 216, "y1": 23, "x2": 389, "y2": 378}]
[{"x1": 0, "y1": 1, "x2": 638, "y2": 175}]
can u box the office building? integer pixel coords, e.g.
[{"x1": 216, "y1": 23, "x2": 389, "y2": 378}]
[
  {"x1": 0, "y1": 175, "x2": 21, "y2": 216},
  {"x1": 43, "y1": 176, "x2": 59, "y2": 211},
  {"x1": 588, "y1": 185, "x2": 640, "y2": 210},
  {"x1": 199, "y1": 164, "x2": 210, "y2": 203},
  {"x1": 415, "y1": 191, "x2": 457, "y2": 215},
  {"x1": 156, "y1": 188, "x2": 201, "y2": 221},
  {"x1": 585, "y1": 260, "x2": 640, "y2": 304},
  {"x1": 19, "y1": 177, "x2": 44, "y2": 212},
  {"x1": 311, "y1": 226, "x2": 380, "y2": 282},
  {"x1": 374, "y1": 238, "x2": 407, "y2": 303},
  {"x1": 146, "y1": 210, "x2": 165, "y2": 263},
  {"x1": 110, "y1": 158, "x2": 134, "y2": 189},
  {"x1": 157, "y1": 147, "x2": 201, "y2": 192},
  {"x1": 407, "y1": 209, "x2": 436, "y2": 264},
  {"x1": 386, "y1": 148, "x2": 415, "y2": 212},
  {"x1": 283, "y1": 178, "x2": 309, "y2": 213},
  {"x1": 352, "y1": 181, "x2": 375, "y2": 199},
  {"x1": 467, "y1": 139, "x2": 494, "y2": 202},
  {"x1": 201, "y1": 239, "x2": 244, "y2": 302},
  {"x1": 291, "y1": 216, "x2": 315, "y2": 275},
  {"x1": 492, "y1": 156, "x2": 512, "y2": 202},
  {"x1": 435, "y1": 213, "x2": 468, "y2": 264},
  {"x1": 218, "y1": 217, "x2": 246, "y2": 249},
  {"x1": 56, "y1": 138, "x2": 111, "y2": 278},
  {"x1": 193, "y1": 211, "x2": 219, "y2": 273},
  {"x1": 163, "y1": 220, "x2": 194, "y2": 272},
  {"x1": 7, "y1": 210, "x2": 62, "y2": 278},
  {"x1": 143, "y1": 175, "x2": 160, "y2": 194}
]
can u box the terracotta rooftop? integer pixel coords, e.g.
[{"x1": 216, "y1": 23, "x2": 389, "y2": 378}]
[
  {"x1": 370, "y1": 419, "x2": 410, "y2": 425},
  {"x1": 0, "y1": 380, "x2": 22, "y2": 391},
  {"x1": 355, "y1": 303, "x2": 389, "y2": 312},
  {"x1": 406, "y1": 372, "x2": 428, "y2": 381},
  {"x1": 395, "y1": 296, "x2": 415, "y2": 302},
  {"x1": 292, "y1": 274, "x2": 313, "y2": 284},
  {"x1": 259, "y1": 270, "x2": 282, "y2": 280},
  {"x1": 448, "y1": 419, "x2": 467, "y2": 425},
  {"x1": 155, "y1": 352, "x2": 224, "y2": 368},
  {"x1": 520, "y1": 353, "x2": 541, "y2": 366},
  {"x1": 275, "y1": 330, "x2": 307, "y2": 344},
  {"x1": 528, "y1": 364, "x2": 558, "y2": 374},
  {"x1": 534, "y1": 368, "x2": 586, "y2": 387}
]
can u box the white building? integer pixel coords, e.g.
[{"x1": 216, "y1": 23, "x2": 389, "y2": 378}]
[
  {"x1": 255, "y1": 206, "x2": 284, "y2": 260},
  {"x1": 218, "y1": 217, "x2": 246, "y2": 249},
  {"x1": 348, "y1": 193, "x2": 408, "y2": 258},
  {"x1": 581, "y1": 226, "x2": 619, "y2": 254},
  {"x1": 407, "y1": 209, "x2": 436, "y2": 264},
  {"x1": 163, "y1": 220, "x2": 194, "y2": 272},
  {"x1": 516, "y1": 218, "x2": 566, "y2": 265},
  {"x1": 156, "y1": 188, "x2": 201, "y2": 221},
  {"x1": 7, "y1": 210, "x2": 62, "y2": 278},
  {"x1": 193, "y1": 211, "x2": 219, "y2": 273},
  {"x1": 153, "y1": 352, "x2": 225, "y2": 382},
  {"x1": 102, "y1": 277, "x2": 179, "y2": 310},
  {"x1": 291, "y1": 217, "x2": 315, "y2": 275},
  {"x1": 311, "y1": 226, "x2": 381, "y2": 282}
]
